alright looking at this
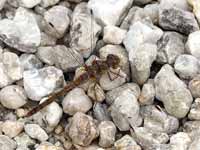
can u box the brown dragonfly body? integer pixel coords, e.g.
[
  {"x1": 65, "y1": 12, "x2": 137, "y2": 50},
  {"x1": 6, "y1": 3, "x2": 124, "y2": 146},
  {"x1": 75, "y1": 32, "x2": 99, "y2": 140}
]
[{"x1": 25, "y1": 54, "x2": 120, "y2": 117}]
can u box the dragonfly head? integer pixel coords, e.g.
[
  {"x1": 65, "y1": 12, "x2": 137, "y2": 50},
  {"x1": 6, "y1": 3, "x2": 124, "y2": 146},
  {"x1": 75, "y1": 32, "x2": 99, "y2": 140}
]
[{"x1": 106, "y1": 54, "x2": 120, "y2": 69}]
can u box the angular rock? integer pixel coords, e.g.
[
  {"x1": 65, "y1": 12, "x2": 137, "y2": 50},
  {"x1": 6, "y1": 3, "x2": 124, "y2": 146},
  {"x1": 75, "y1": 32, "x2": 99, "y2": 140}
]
[
  {"x1": 44, "y1": 6, "x2": 71, "y2": 39},
  {"x1": 110, "y1": 89, "x2": 142, "y2": 131},
  {"x1": 0, "y1": 0, "x2": 6, "y2": 10},
  {"x1": 130, "y1": 43, "x2": 157, "y2": 85},
  {"x1": 188, "y1": 0, "x2": 200, "y2": 23},
  {"x1": 2, "y1": 120, "x2": 24, "y2": 138},
  {"x1": 155, "y1": 64, "x2": 193, "y2": 118},
  {"x1": 14, "y1": 133, "x2": 35, "y2": 149},
  {"x1": 114, "y1": 135, "x2": 141, "y2": 150},
  {"x1": 20, "y1": 54, "x2": 43, "y2": 71},
  {"x1": 144, "y1": 3, "x2": 159, "y2": 24},
  {"x1": 189, "y1": 75, "x2": 200, "y2": 98},
  {"x1": 40, "y1": 0, "x2": 60, "y2": 8},
  {"x1": 157, "y1": 32, "x2": 185, "y2": 64},
  {"x1": 23, "y1": 66, "x2": 64, "y2": 101},
  {"x1": 159, "y1": 6, "x2": 199, "y2": 35},
  {"x1": 188, "y1": 136, "x2": 200, "y2": 150},
  {"x1": 68, "y1": 112, "x2": 98, "y2": 146},
  {"x1": 36, "y1": 142, "x2": 64, "y2": 150},
  {"x1": 0, "y1": 85, "x2": 27, "y2": 109},
  {"x1": 40, "y1": 32, "x2": 56, "y2": 46},
  {"x1": 88, "y1": 0, "x2": 134, "y2": 26},
  {"x1": 87, "y1": 83, "x2": 105, "y2": 102},
  {"x1": 106, "y1": 83, "x2": 140, "y2": 105},
  {"x1": 174, "y1": 54, "x2": 200, "y2": 79},
  {"x1": 70, "y1": 3, "x2": 101, "y2": 58},
  {"x1": 93, "y1": 103, "x2": 111, "y2": 122},
  {"x1": 160, "y1": 0, "x2": 190, "y2": 11},
  {"x1": 0, "y1": 135, "x2": 17, "y2": 150},
  {"x1": 188, "y1": 98, "x2": 200, "y2": 120},
  {"x1": 103, "y1": 26, "x2": 127, "y2": 44},
  {"x1": 62, "y1": 88, "x2": 92, "y2": 115},
  {"x1": 24, "y1": 124, "x2": 48, "y2": 142},
  {"x1": 186, "y1": 31, "x2": 200, "y2": 59},
  {"x1": 139, "y1": 79, "x2": 155, "y2": 105},
  {"x1": 19, "y1": 0, "x2": 41, "y2": 8},
  {"x1": 141, "y1": 105, "x2": 179, "y2": 134},
  {"x1": 98, "y1": 121, "x2": 116, "y2": 148}
]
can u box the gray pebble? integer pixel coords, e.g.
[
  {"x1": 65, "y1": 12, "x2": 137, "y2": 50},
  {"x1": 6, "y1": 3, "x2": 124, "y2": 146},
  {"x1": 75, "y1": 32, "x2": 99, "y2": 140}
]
[
  {"x1": 155, "y1": 64, "x2": 193, "y2": 118},
  {"x1": 0, "y1": 85, "x2": 27, "y2": 109},
  {"x1": 24, "y1": 124, "x2": 48, "y2": 142},
  {"x1": 18, "y1": 0, "x2": 41, "y2": 8},
  {"x1": 160, "y1": 0, "x2": 190, "y2": 11},
  {"x1": 87, "y1": 83, "x2": 105, "y2": 102},
  {"x1": 188, "y1": 136, "x2": 200, "y2": 150},
  {"x1": 40, "y1": 0, "x2": 60, "y2": 8},
  {"x1": 93, "y1": 103, "x2": 111, "y2": 122},
  {"x1": 188, "y1": 98, "x2": 200, "y2": 120},
  {"x1": 40, "y1": 32, "x2": 56, "y2": 46},
  {"x1": 0, "y1": 135, "x2": 17, "y2": 150},
  {"x1": 189, "y1": 75, "x2": 200, "y2": 98},
  {"x1": 14, "y1": 133, "x2": 35, "y2": 149}
]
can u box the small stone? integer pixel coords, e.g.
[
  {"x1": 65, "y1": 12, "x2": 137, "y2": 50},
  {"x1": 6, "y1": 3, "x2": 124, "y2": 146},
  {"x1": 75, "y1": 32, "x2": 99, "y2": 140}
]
[
  {"x1": 155, "y1": 64, "x2": 193, "y2": 118},
  {"x1": 0, "y1": 0, "x2": 6, "y2": 10},
  {"x1": 20, "y1": 54, "x2": 43, "y2": 71},
  {"x1": 93, "y1": 103, "x2": 111, "y2": 122},
  {"x1": 2, "y1": 120, "x2": 24, "y2": 138},
  {"x1": 110, "y1": 89, "x2": 142, "y2": 131},
  {"x1": 159, "y1": 6, "x2": 199, "y2": 35},
  {"x1": 174, "y1": 54, "x2": 200, "y2": 80},
  {"x1": 40, "y1": 32, "x2": 56, "y2": 46},
  {"x1": 40, "y1": 0, "x2": 60, "y2": 8},
  {"x1": 87, "y1": 83, "x2": 105, "y2": 102},
  {"x1": 0, "y1": 135, "x2": 17, "y2": 150},
  {"x1": 68, "y1": 112, "x2": 98, "y2": 146},
  {"x1": 188, "y1": 98, "x2": 200, "y2": 120},
  {"x1": 14, "y1": 133, "x2": 35, "y2": 148},
  {"x1": 189, "y1": 75, "x2": 200, "y2": 98},
  {"x1": 189, "y1": 136, "x2": 200, "y2": 150},
  {"x1": 160, "y1": 0, "x2": 190, "y2": 11},
  {"x1": 188, "y1": 0, "x2": 200, "y2": 24},
  {"x1": 106, "y1": 83, "x2": 140, "y2": 105},
  {"x1": 44, "y1": 6, "x2": 71, "y2": 39},
  {"x1": 157, "y1": 32, "x2": 185, "y2": 64},
  {"x1": 62, "y1": 88, "x2": 92, "y2": 115},
  {"x1": 186, "y1": 31, "x2": 200, "y2": 60},
  {"x1": 36, "y1": 142, "x2": 64, "y2": 150},
  {"x1": 88, "y1": 0, "x2": 134, "y2": 25},
  {"x1": 19, "y1": 0, "x2": 41, "y2": 8},
  {"x1": 16, "y1": 109, "x2": 28, "y2": 118},
  {"x1": 103, "y1": 26, "x2": 127, "y2": 44},
  {"x1": 114, "y1": 135, "x2": 141, "y2": 150},
  {"x1": 23, "y1": 66, "x2": 64, "y2": 101},
  {"x1": 24, "y1": 124, "x2": 48, "y2": 142},
  {"x1": 139, "y1": 79, "x2": 155, "y2": 105},
  {"x1": 0, "y1": 85, "x2": 27, "y2": 109},
  {"x1": 54, "y1": 125, "x2": 63, "y2": 135},
  {"x1": 170, "y1": 132, "x2": 191, "y2": 150},
  {"x1": 98, "y1": 121, "x2": 116, "y2": 148},
  {"x1": 141, "y1": 105, "x2": 179, "y2": 133},
  {"x1": 74, "y1": 144, "x2": 104, "y2": 150},
  {"x1": 130, "y1": 43, "x2": 157, "y2": 85},
  {"x1": 36, "y1": 46, "x2": 55, "y2": 65},
  {"x1": 99, "y1": 68, "x2": 126, "y2": 91},
  {"x1": 132, "y1": 127, "x2": 169, "y2": 149},
  {"x1": 0, "y1": 52, "x2": 23, "y2": 88},
  {"x1": 144, "y1": 3, "x2": 159, "y2": 24},
  {"x1": 70, "y1": 3, "x2": 101, "y2": 58}
]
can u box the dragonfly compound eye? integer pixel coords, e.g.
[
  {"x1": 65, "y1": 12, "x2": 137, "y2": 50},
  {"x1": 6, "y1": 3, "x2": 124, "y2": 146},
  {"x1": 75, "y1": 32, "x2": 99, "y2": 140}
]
[{"x1": 106, "y1": 54, "x2": 120, "y2": 69}]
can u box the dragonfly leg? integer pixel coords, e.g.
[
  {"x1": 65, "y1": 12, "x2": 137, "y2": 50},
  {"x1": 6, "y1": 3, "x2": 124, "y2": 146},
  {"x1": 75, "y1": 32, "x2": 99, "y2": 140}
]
[{"x1": 107, "y1": 68, "x2": 123, "y2": 81}]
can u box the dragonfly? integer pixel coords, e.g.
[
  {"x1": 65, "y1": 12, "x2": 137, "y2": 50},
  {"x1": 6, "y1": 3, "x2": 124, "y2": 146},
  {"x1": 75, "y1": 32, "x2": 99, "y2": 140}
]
[{"x1": 25, "y1": 9, "x2": 123, "y2": 117}]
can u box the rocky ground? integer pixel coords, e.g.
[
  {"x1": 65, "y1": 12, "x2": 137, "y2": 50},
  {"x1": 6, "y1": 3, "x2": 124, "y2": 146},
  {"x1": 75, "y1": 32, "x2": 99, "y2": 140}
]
[{"x1": 0, "y1": 0, "x2": 200, "y2": 150}]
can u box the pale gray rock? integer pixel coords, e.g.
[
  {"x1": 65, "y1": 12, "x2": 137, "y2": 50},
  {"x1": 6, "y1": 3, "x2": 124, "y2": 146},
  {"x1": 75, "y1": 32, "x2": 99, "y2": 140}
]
[
  {"x1": 36, "y1": 142, "x2": 64, "y2": 150},
  {"x1": 103, "y1": 26, "x2": 127, "y2": 45},
  {"x1": 141, "y1": 105, "x2": 179, "y2": 133},
  {"x1": 0, "y1": 52, "x2": 23, "y2": 88},
  {"x1": 24, "y1": 124, "x2": 48, "y2": 142},
  {"x1": 40, "y1": 0, "x2": 60, "y2": 7},
  {"x1": 157, "y1": 32, "x2": 185, "y2": 64},
  {"x1": 170, "y1": 132, "x2": 191, "y2": 150},
  {"x1": 114, "y1": 135, "x2": 141, "y2": 150},
  {"x1": 186, "y1": 31, "x2": 200, "y2": 60},
  {"x1": 70, "y1": 3, "x2": 101, "y2": 58},
  {"x1": 106, "y1": 83, "x2": 140, "y2": 105},
  {"x1": 19, "y1": 0, "x2": 41, "y2": 8},
  {"x1": 36, "y1": 46, "x2": 55, "y2": 65},
  {"x1": 2, "y1": 120, "x2": 24, "y2": 138},
  {"x1": 155, "y1": 64, "x2": 193, "y2": 118},
  {"x1": 188, "y1": 136, "x2": 200, "y2": 150},
  {"x1": 174, "y1": 54, "x2": 200, "y2": 79},
  {"x1": 98, "y1": 121, "x2": 116, "y2": 148},
  {"x1": 0, "y1": 135, "x2": 17, "y2": 150},
  {"x1": 99, "y1": 67, "x2": 126, "y2": 91},
  {"x1": 130, "y1": 43, "x2": 157, "y2": 85},
  {"x1": 189, "y1": 75, "x2": 200, "y2": 98},
  {"x1": 23, "y1": 66, "x2": 64, "y2": 101},
  {"x1": 20, "y1": 54, "x2": 43, "y2": 71},
  {"x1": 68, "y1": 112, "x2": 98, "y2": 146},
  {"x1": 123, "y1": 21, "x2": 163, "y2": 55},
  {"x1": 88, "y1": 0, "x2": 134, "y2": 26},
  {"x1": 0, "y1": 85, "x2": 27, "y2": 109},
  {"x1": 0, "y1": 0, "x2": 6, "y2": 10},
  {"x1": 99, "y1": 44, "x2": 130, "y2": 81},
  {"x1": 14, "y1": 133, "x2": 35, "y2": 149},
  {"x1": 159, "y1": 7, "x2": 199, "y2": 35},
  {"x1": 132, "y1": 127, "x2": 169, "y2": 149},
  {"x1": 62, "y1": 88, "x2": 92, "y2": 115},
  {"x1": 87, "y1": 83, "x2": 105, "y2": 102},
  {"x1": 188, "y1": 98, "x2": 200, "y2": 120},
  {"x1": 93, "y1": 103, "x2": 111, "y2": 122},
  {"x1": 110, "y1": 89, "x2": 142, "y2": 131},
  {"x1": 139, "y1": 79, "x2": 155, "y2": 105},
  {"x1": 44, "y1": 6, "x2": 71, "y2": 39},
  {"x1": 40, "y1": 32, "x2": 56, "y2": 46},
  {"x1": 144, "y1": 3, "x2": 159, "y2": 24},
  {"x1": 160, "y1": 0, "x2": 190, "y2": 11}
]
